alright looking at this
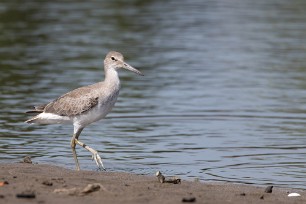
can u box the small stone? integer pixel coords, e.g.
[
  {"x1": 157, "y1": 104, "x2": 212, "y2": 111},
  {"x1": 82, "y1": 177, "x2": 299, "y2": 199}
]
[
  {"x1": 16, "y1": 191, "x2": 36, "y2": 199},
  {"x1": 260, "y1": 195, "x2": 264, "y2": 199},
  {"x1": 182, "y1": 197, "x2": 196, "y2": 202},
  {"x1": 23, "y1": 156, "x2": 32, "y2": 164},
  {"x1": 264, "y1": 186, "x2": 273, "y2": 193},
  {"x1": 42, "y1": 180, "x2": 53, "y2": 186},
  {"x1": 240, "y1": 193, "x2": 246, "y2": 196}
]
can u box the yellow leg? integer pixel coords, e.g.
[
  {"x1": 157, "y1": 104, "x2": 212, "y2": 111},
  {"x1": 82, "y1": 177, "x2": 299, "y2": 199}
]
[
  {"x1": 70, "y1": 134, "x2": 80, "y2": 171},
  {"x1": 70, "y1": 127, "x2": 83, "y2": 171}
]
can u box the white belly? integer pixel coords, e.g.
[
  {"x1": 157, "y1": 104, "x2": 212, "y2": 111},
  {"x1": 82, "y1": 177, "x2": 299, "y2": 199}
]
[{"x1": 73, "y1": 94, "x2": 118, "y2": 127}]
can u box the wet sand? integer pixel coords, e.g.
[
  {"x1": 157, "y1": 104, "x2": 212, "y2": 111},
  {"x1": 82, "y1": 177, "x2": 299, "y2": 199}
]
[{"x1": 0, "y1": 163, "x2": 304, "y2": 204}]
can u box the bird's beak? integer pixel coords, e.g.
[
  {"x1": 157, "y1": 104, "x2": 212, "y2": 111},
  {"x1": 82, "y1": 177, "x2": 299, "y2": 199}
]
[{"x1": 122, "y1": 61, "x2": 144, "y2": 76}]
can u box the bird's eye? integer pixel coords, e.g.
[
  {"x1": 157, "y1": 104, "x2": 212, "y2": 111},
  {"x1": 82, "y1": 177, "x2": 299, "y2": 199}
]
[{"x1": 111, "y1": 57, "x2": 115, "y2": 61}]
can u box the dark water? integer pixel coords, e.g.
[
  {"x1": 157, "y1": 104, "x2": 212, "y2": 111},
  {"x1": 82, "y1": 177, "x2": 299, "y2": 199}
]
[{"x1": 1, "y1": 0, "x2": 306, "y2": 189}]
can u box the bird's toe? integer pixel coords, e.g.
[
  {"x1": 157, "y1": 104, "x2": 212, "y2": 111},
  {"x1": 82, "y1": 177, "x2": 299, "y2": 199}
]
[{"x1": 93, "y1": 152, "x2": 105, "y2": 171}]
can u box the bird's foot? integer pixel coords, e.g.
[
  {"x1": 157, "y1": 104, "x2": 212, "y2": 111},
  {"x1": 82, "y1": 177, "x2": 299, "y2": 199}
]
[
  {"x1": 74, "y1": 138, "x2": 106, "y2": 171},
  {"x1": 92, "y1": 152, "x2": 106, "y2": 171}
]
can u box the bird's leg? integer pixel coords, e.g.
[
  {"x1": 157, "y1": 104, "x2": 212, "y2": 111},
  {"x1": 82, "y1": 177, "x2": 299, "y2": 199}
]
[
  {"x1": 70, "y1": 134, "x2": 80, "y2": 171},
  {"x1": 70, "y1": 127, "x2": 83, "y2": 171},
  {"x1": 74, "y1": 139, "x2": 105, "y2": 171}
]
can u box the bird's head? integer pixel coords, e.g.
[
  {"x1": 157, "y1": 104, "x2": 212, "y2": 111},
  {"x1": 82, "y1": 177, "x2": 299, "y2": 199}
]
[{"x1": 104, "y1": 51, "x2": 143, "y2": 76}]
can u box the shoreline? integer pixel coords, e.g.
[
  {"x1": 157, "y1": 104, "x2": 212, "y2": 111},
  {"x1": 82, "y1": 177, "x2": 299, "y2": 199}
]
[{"x1": 0, "y1": 163, "x2": 304, "y2": 204}]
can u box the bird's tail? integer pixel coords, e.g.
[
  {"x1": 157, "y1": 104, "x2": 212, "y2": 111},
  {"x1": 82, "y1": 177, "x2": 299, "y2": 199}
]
[
  {"x1": 25, "y1": 104, "x2": 46, "y2": 123},
  {"x1": 25, "y1": 116, "x2": 39, "y2": 124}
]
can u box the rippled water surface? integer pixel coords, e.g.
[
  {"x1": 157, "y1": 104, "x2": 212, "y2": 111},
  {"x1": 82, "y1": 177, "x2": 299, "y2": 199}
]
[{"x1": 1, "y1": 0, "x2": 306, "y2": 189}]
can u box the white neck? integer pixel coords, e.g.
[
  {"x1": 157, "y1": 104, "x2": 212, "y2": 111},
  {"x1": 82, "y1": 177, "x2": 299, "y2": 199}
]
[{"x1": 104, "y1": 68, "x2": 120, "y2": 89}]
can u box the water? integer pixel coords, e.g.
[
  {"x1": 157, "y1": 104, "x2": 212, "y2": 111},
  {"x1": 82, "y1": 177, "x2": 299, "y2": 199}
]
[{"x1": 1, "y1": 0, "x2": 306, "y2": 189}]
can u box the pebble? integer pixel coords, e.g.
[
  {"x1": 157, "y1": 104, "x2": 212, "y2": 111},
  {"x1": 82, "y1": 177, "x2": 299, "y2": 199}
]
[
  {"x1": 16, "y1": 191, "x2": 36, "y2": 199},
  {"x1": 42, "y1": 180, "x2": 53, "y2": 186},
  {"x1": 182, "y1": 196, "x2": 196, "y2": 202},
  {"x1": 264, "y1": 186, "x2": 273, "y2": 193},
  {"x1": 23, "y1": 156, "x2": 32, "y2": 164}
]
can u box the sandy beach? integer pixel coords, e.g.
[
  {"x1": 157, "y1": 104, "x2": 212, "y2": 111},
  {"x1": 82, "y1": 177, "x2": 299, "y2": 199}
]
[{"x1": 0, "y1": 162, "x2": 304, "y2": 204}]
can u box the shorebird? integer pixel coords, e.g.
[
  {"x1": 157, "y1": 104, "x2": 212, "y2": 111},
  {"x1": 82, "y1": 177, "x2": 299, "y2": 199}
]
[{"x1": 25, "y1": 51, "x2": 143, "y2": 171}]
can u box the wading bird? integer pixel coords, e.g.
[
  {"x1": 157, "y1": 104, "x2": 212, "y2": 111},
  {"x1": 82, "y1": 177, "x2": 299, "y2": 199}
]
[{"x1": 25, "y1": 51, "x2": 143, "y2": 171}]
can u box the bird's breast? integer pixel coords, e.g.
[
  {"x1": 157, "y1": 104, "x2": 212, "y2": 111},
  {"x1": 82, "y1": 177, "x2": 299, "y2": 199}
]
[
  {"x1": 74, "y1": 90, "x2": 119, "y2": 127},
  {"x1": 97, "y1": 90, "x2": 119, "y2": 114}
]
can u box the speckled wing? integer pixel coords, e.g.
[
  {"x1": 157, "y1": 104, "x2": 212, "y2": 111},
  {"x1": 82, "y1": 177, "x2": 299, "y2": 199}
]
[{"x1": 44, "y1": 85, "x2": 99, "y2": 117}]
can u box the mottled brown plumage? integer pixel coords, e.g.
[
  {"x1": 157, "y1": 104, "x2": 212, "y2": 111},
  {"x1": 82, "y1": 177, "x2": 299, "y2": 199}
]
[{"x1": 44, "y1": 84, "x2": 100, "y2": 117}]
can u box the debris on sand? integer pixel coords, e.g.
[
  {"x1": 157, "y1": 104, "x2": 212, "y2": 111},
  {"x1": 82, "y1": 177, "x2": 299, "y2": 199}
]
[
  {"x1": 0, "y1": 181, "x2": 9, "y2": 187},
  {"x1": 156, "y1": 171, "x2": 165, "y2": 183},
  {"x1": 54, "y1": 183, "x2": 105, "y2": 196},
  {"x1": 264, "y1": 186, "x2": 273, "y2": 193},
  {"x1": 155, "y1": 171, "x2": 181, "y2": 184},
  {"x1": 23, "y1": 156, "x2": 32, "y2": 164},
  {"x1": 166, "y1": 177, "x2": 181, "y2": 184},
  {"x1": 182, "y1": 196, "x2": 196, "y2": 202},
  {"x1": 288, "y1": 193, "x2": 301, "y2": 197},
  {"x1": 54, "y1": 187, "x2": 79, "y2": 196},
  {"x1": 81, "y1": 183, "x2": 101, "y2": 194},
  {"x1": 42, "y1": 180, "x2": 53, "y2": 186},
  {"x1": 16, "y1": 190, "x2": 36, "y2": 199}
]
